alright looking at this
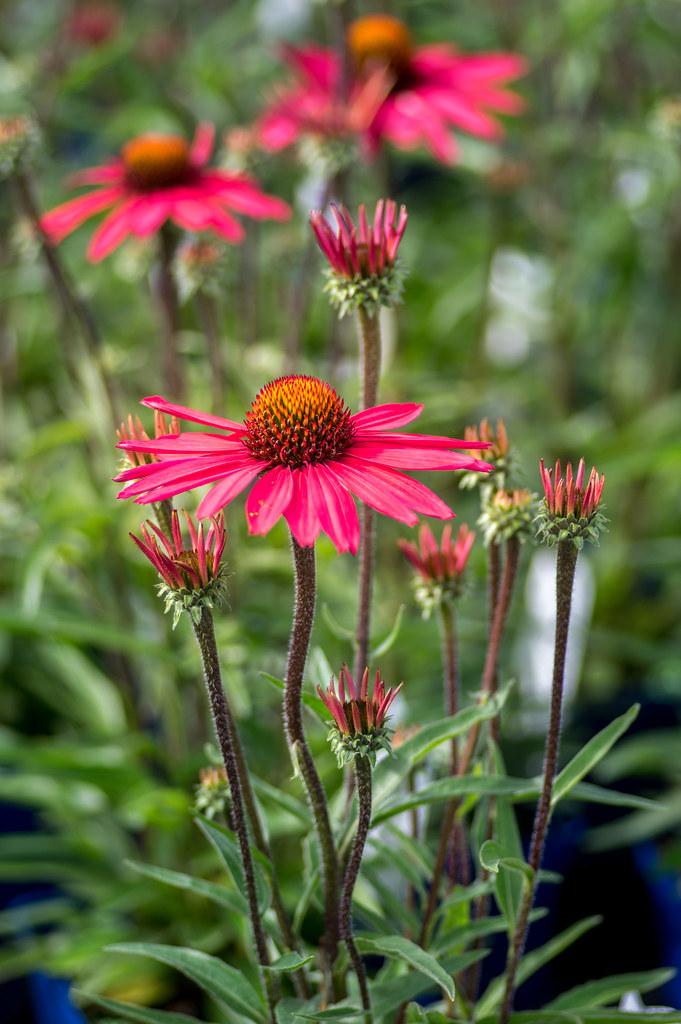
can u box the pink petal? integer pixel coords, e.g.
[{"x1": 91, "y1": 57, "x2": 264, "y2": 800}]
[
  {"x1": 307, "y1": 464, "x2": 360, "y2": 555},
  {"x1": 362, "y1": 431, "x2": 491, "y2": 451},
  {"x1": 330, "y1": 459, "x2": 419, "y2": 526},
  {"x1": 117, "y1": 456, "x2": 243, "y2": 500},
  {"x1": 197, "y1": 464, "x2": 262, "y2": 519},
  {"x1": 284, "y1": 467, "x2": 322, "y2": 548},
  {"x1": 140, "y1": 396, "x2": 244, "y2": 433},
  {"x1": 203, "y1": 174, "x2": 291, "y2": 221},
  {"x1": 86, "y1": 199, "x2": 135, "y2": 261},
  {"x1": 67, "y1": 161, "x2": 125, "y2": 186},
  {"x1": 117, "y1": 432, "x2": 245, "y2": 456},
  {"x1": 281, "y1": 44, "x2": 337, "y2": 90},
  {"x1": 127, "y1": 197, "x2": 172, "y2": 237},
  {"x1": 351, "y1": 403, "x2": 424, "y2": 433},
  {"x1": 189, "y1": 122, "x2": 215, "y2": 167},
  {"x1": 41, "y1": 187, "x2": 124, "y2": 243},
  {"x1": 350, "y1": 440, "x2": 491, "y2": 471},
  {"x1": 245, "y1": 465, "x2": 294, "y2": 536},
  {"x1": 337, "y1": 456, "x2": 455, "y2": 520}
]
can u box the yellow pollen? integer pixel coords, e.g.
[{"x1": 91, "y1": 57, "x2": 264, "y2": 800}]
[
  {"x1": 122, "y1": 133, "x2": 191, "y2": 189},
  {"x1": 347, "y1": 14, "x2": 414, "y2": 77},
  {"x1": 243, "y1": 375, "x2": 355, "y2": 469}
]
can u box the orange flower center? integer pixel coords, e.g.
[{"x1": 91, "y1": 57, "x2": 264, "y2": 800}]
[
  {"x1": 243, "y1": 375, "x2": 355, "y2": 468},
  {"x1": 122, "y1": 133, "x2": 191, "y2": 189},
  {"x1": 347, "y1": 14, "x2": 414, "y2": 78}
]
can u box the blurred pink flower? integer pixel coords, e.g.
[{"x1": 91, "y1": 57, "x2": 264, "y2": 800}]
[
  {"x1": 398, "y1": 522, "x2": 475, "y2": 584},
  {"x1": 115, "y1": 375, "x2": 492, "y2": 554},
  {"x1": 258, "y1": 13, "x2": 527, "y2": 163},
  {"x1": 41, "y1": 123, "x2": 291, "y2": 261},
  {"x1": 318, "y1": 666, "x2": 402, "y2": 736}
]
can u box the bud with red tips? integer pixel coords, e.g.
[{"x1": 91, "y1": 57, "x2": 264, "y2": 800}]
[
  {"x1": 536, "y1": 458, "x2": 607, "y2": 549},
  {"x1": 130, "y1": 509, "x2": 228, "y2": 626},
  {"x1": 116, "y1": 411, "x2": 180, "y2": 469},
  {"x1": 0, "y1": 115, "x2": 39, "y2": 180},
  {"x1": 195, "y1": 765, "x2": 231, "y2": 820},
  {"x1": 317, "y1": 665, "x2": 403, "y2": 766},
  {"x1": 310, "y1": 199, "x2": 408, "y2": 317},
  {"x1": 398, "y1": 522, "x2": 475, "y2": 617}
]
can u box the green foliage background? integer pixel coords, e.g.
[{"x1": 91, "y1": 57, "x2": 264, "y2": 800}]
[{"x1": 0, "y1": 0, "x2": 680, "y2": 1014}]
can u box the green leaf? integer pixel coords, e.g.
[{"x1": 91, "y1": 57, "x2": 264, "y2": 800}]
[
  {"x1": 478, "y1": 1014, "x2": 681, "y2": 1024},
  {"x1": 546, "y1": 968, "x2": 676, "y2": 1010},
  {"x1": 372, "y1": 774, "x2": 531, "y2": 824},
  {"x1": 259, "y1": 673, "x2": 327, "y2": 722},
  {"x1": 252, "y1": 776, "x2": 312, "y2": 827},
  {"x1": 73, "y1": 991, "x2": 210, "y2": 1024},
  {"x1": 106, "y1": 943, "x2": 266, "y2": 1023},
  {"x1": 125, "y1": 859, "x2": 248, "y2": 916},
  {"x1": 480, "y1": 840, "x2": 534, "y2": 885},
  {"x1": 355, "y1": 934, "x2": 455, "y2": 1000},
  {"x1": 552, "y1": 704, "x2": 640, "y2": 806},
  {"x1": 266, "y1": 952, "x2": 315, "y2": 972},
  {"x1": 321, "y1": 603, "x2": 355, "y2": 642},
  {"x1": 476, "y1": 916, "x2": 602, "y2": 1017},
  {"x1": 479, "y1": 838, "x2": 533, "y2": 929},
  {"x1": 196, "y1": 817, "x2": 270, "y2": 914},
  {"x1": 371, "y1": 604, "x2": 405, "y2": 659},
  {"x1": 370, "y1": 951, "x2": 487, "y2": 1018},
  {"x1": 295, "y1": 1008, "x2": 362, "y2": 1020}
]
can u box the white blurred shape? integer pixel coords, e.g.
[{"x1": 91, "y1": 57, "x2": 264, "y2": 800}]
[{"x1": 257, "y1": 0, "x2": 311, "y2": 36}]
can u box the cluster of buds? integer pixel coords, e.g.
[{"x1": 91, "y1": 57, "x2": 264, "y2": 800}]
[
  {"x1": 478, "y1": 488, "x2": 536, "y2": 546},
  {"x1": 0, "y1": 115, "x2": 39, "y2": 180},
  {"x1": 194, "y1": 766, "x2": 230, "y2": 820},
  {"x1": 536, "y1": 459, "x2": 607, "y2": 549},
  {"x1": 460, "y1": 418, "x2": 512, "y2": 493},
  {"x1": 130, "y1": 510, "x2": 228, "y2": 627},
  {"x1": 310, "y1": 199, "x2": 408, "y2": 317},
  {"x1": 174, "y1": 236, "x2": 229, "y2": 302},
  {"x1": 318, "y1": 666, "x2": 402, "y2": 766},
  {"x1": 116, "y1": 411, "x2": 179, "y2": 469},
  {"x1": 398, "y1": 523, "x2": 475, "y2": 617}
]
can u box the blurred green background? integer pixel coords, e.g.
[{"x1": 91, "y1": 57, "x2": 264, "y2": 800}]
[{"x1": 1, "y1": 0, "x2": 680, "y2": 1019}]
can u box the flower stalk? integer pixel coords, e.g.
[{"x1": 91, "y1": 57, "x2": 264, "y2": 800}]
[
  {"x1": 154, "y1": 225, "x2": 184, "y2": 399},
  {"x1": 191, "y1": 608, "x2": 277, "y2": 1022},
  {"x1": 285, "y1": 539, "x2": 340, "y2": 990},
  {"x1": 498, "y1": 539, "x2": 578, "y2": 1024},
  {"x1": 340, "y1": 754, "x2": 373, "y2": 1023}
]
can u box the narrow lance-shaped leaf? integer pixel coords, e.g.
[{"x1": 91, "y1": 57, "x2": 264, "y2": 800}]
[
  {"x1": 552, "y1": 704, "x2": 640, "y2": 806},
  {"x1": 356, "y1": 934, "x2": 455, "y2": 1000}
]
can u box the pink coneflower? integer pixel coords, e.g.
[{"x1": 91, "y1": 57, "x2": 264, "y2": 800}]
[
  {"x1": 41, "y1": 123, "x2": 291, "y2": 262},
  {"x1": 539, "y1": 459, "x2": 605, "y2": 519},
  {"x1": 131, "y1": 509, "x2": 225, "y2": 592},
  {"x1": 257, "y1": 13, "x2": 527, "y2": 164},
  {"x1": 115, "y1": 375, "x2": 492, "y2": 554},
  {"x1": 398, "y1": 522, "x2": 475, "y2": 585}
]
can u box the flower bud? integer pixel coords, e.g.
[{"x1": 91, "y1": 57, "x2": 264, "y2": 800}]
[
  {"x1": 478, "y1": 487, "x2": 535, "y2": 545},
  {"x1": 398, "y1": 523, "x2": 475, "y2": 617},
  {"x1": 318, "y1": 666, "x2": 402, "y2": 766},
  {"x1": 536, "y1": 458, "x2": 607, "y2": 549}
]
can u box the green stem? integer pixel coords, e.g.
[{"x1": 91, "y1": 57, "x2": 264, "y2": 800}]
[
  {"x1": 353, "y1": 307, "x2": 381, "y2": 682},
  {"x1": 340, "y1": 755, "x2": 372, "y2": 1023},
  {"x1": 285, "y1": 538, "x2": 340, "y2": 993},
  {"x1": 191, "y1": 609, "x2": 277, "y2": 1022},
  {"x1": 499, "y1": 540, "x2": 579, "y2": 1024},
  {"x1": 195, "y1": 288, "x2": 227, "y2": 414}
]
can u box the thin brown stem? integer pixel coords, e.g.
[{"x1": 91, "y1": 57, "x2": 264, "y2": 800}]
[
  {"x1": 439, "y1": 601, "x2": 459, "y2": 774},
  {"x1": 284, "y1": 538, "x2": 340, "y2": 994},
  {"x1": 14, "y1": 168, "x2": 119, "y2": 430},
  {"x1": 195, "y1": 289, "x2": 227, "y2": 414},
  {"x1": 353, "y1": 307, "x2": 381, "y2": 682},
  {"x1": 154, "y1": 225, "x2": 184, "y2": 398},
  {"x1": 340, "y1": 755, "x2": 372, "y2": 1023},
  {"x1": 499, "y1": 541, "x2": 578, "y2": 1024},
  {"x1": 192, "y1": 609, "x2": 277, "y2": 1022}
]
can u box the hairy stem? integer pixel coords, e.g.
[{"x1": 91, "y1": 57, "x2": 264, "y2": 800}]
[
  {"x1": 439, "y1": 601, "x2": 459, "y2": 774},
  {"x1": 340, "y1": 755, "x2": 372, "y2": 1023},
  {"x1": 191, "y1": 609, "x2": 277, "y2": 1022},
  {"x1": 285, "y1": 538, "x2": 340, "y2": 990},
  {"x1": 499, "y1": 540, "x2": 578, "y2": 1024},
  {"x1": 154, "y1": 225, "x2": 184, "y2": 399},
  {"x1": 14, "y1": 168, "x2": 119, "y2": 430},
  {"x1": 195, "y1": 288, "x2": 227, "y2": 414},
  {"x1": 353, "y1": 307, "x2": 382, "y2": 682}
]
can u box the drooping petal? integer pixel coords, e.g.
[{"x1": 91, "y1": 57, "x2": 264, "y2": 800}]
[
  {"x1": 140, "y1": 395, "x2": 245, "y2": 433},
  {"x1": 307, "y1": 463, "x2": 360, "y2": 555},
  {"x1": 117, "y1": 432, "x2": 245, "y2": 457},
  {"x1": 86, "y1": 199, "x2": 136, "y2": 261},
  {"x1": 189, "y1": 122, "x2": 215, "y2": 167},
  {"x1": 284, "y1": 467, "x2": 322, "y2": 548},
  {"x1": 41, "y1": 187, "x2": 124, "y2": 243},
  {"x1": 245, "y1": 465, "x2": 294, "y2": 536},
  {"x1": 336, "y1": 455, "x2": 455, "y2": 520},
  {"x1": 197, "y1": 464, "x2": 262, "y2": 519},
  {"x1": 127, "y1": 196, "x2": 172, "y2": 237},
  {"x1": 117, "y1": 456, "x2": 245, "y2": 500},
  {"x1": 67, "y1": 161, "x2": 125, "y2": 186},
  {"x1": 330, "y1": 459, "x2": 418, "y2": 526},
  {"x1": 350, "y1": 440, "x2": 491, "y2": 471},
  {"x1": 350, "y1": 402, "x2": 424, "y2": 432}
]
